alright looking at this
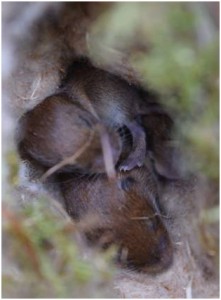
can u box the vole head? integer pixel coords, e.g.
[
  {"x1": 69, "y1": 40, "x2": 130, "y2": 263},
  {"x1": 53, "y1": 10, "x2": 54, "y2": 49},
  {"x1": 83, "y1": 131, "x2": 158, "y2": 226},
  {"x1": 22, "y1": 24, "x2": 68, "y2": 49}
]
[
  {"x1": 79, "y1": 168, "x2": 173, "y2": 273},
  {"x1": 112, "y1": 172, "x2": 173, "y2": 273}
]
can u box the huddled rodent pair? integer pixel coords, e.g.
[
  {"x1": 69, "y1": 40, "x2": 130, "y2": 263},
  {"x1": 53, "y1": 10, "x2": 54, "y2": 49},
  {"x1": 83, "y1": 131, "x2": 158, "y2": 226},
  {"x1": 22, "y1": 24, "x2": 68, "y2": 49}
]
[
  {"x1": 18, "y1": 57, "x2": 177, "y2": 178},
  {"x1": 16, "y1": 58, "x2": 174, "y2": 273}
]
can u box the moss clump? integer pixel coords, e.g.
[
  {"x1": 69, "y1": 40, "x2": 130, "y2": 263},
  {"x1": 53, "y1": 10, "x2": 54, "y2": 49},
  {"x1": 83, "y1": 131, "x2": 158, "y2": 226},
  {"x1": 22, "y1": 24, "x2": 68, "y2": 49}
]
[{"x1": 2, "y1": 198, "x2": 116, "y2": 298}]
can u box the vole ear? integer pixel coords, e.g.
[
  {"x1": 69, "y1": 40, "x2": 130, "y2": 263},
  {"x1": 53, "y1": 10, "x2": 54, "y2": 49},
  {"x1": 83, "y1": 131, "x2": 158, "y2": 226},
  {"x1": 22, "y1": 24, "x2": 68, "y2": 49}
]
[
  {"x1": 141, "y1": 112, "x2": 181, "y2": 179},
  {"x1": 151, "y1": 142, "x2": 182, "y2": 179},
  {"x1": 140, "y1": 111, "x2": 173, "y2": 143},
  {"x1": 119, "y1": 177, "x2": 136, "y2": 192}
]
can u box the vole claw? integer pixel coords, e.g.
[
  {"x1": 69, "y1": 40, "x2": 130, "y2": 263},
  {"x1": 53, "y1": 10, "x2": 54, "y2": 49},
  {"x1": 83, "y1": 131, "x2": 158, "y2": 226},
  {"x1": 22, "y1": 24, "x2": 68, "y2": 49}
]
[{"x1": 118, "y1": 158, "x2": 144, "y2": 172}]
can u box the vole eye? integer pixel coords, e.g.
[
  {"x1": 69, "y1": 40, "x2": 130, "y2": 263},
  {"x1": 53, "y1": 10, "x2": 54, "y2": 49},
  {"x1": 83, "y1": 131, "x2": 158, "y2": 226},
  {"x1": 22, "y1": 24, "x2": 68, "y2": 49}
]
[
  {"x1": 119, "y1": 177, "x2": 136, "y2": 192},
  {"x1": 145, "y1": 218, "x2": 158, "y2": 232}
]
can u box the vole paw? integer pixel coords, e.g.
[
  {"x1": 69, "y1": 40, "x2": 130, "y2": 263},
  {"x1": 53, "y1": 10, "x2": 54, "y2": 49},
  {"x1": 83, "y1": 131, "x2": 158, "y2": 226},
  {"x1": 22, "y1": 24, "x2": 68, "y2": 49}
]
[
  {"x1": 119, "y1": 165, "x2": 130, "y2": 172},
  {"x1": 118, "y1": 157, "x2": 144, "y2": 172}
]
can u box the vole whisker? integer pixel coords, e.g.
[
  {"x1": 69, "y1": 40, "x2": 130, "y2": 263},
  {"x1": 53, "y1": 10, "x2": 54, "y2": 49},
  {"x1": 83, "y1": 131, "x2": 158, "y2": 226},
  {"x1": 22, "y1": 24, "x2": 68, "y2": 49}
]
[
  {"x1": 30, "y1": 75, "x2": 42, "y2": 100},
  {"x1": 131, "y1": 213, "x2": 171, "y2": 220}
]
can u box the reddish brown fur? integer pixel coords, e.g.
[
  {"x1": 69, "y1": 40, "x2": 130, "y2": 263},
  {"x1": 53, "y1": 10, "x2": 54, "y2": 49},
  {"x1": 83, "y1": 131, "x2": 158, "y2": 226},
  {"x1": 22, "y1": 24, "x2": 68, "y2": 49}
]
[
  {"x1": 57, "y1": 166, "x2": 173, "y2": 273},
  {"x1": 16, "y1": 93, "x2": 121, "y2": 174},
  {"x1": 16, "y1": 92, "x2": 173, "y2": 273}
]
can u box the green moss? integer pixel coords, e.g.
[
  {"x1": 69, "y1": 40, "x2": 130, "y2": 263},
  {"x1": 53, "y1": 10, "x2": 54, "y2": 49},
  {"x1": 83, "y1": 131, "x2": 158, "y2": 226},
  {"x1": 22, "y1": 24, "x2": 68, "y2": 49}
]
[
  {"x1": 6, "y1": 150, "x2": 19, "y2": 186},
  {"x1": 3, "y1": 199, "x2": 116, "y2": 298}
]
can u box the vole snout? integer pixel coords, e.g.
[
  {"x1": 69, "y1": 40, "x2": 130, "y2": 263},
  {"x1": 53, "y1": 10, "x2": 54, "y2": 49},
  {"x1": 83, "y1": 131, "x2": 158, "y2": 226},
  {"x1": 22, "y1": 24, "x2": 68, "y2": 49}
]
[
  {"x1": 115, "y1": 212, "x2": 173, "y2": 273},
  {"x1": 139, "y1": 228, "x2": 173, "y2": 273}
]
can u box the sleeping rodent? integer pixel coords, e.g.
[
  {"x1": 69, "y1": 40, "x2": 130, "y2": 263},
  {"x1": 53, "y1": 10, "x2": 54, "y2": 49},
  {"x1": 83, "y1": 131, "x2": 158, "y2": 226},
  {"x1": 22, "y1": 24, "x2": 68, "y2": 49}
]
[
  {"x1": 16, "y1": 91, "x2": 173, "y2": 272},
  {"x1": 16, "y1": 91, "x2": 178, "y2": 181},
  {"x1": 16, "y1": 93, "x2": 121, "y2": 175},
  {"x1": 16, "y1": 57, "x2": 177, "y2": 179},
  {"x1": 60, "y1": 57, "x2": 160, "y2": 172},
  {"x1": 56, "y1": 165, "x2": 173, "y2": 273}
]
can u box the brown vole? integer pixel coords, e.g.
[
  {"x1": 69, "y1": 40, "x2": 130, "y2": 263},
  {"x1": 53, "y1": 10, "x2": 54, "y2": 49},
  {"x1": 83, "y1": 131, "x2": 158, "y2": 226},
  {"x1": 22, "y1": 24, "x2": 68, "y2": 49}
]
[
  {"x1": 60, "y1": 57, "x2": 154, "y2": 171},
  {"x1": 16, "y1": 59, "x2": 176, "y2": 179},
  {"x1": 16, "y1": 93, "x2": 121, "y2": 176},
  {"x1": 57, "y1": 166, "x2": 173, "y2": 273},
  {"x1": 16, "y1": 92, "x2": 173, "y2": 272}
]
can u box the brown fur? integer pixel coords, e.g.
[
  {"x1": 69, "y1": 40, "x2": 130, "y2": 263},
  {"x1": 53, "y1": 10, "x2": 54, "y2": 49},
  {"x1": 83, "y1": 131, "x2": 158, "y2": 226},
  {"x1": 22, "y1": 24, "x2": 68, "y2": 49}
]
[
  {"x1": 16, "y1": 93, "x2": 121, "y2": 174},
  {"x1": 56, "y1": 165, "x2": 173, "y2": 273},
  {"x1": 60, "y1": 57, "x2": 154, "y2": 171},
  {"x1": 15, "y1": 90, "x2": 174, "y2": 273},
  {"x1": 16, "y1": 91, "x2": 177, "y2": 179},
  {"x1": 140, "y1": 112, "x2": 183, "y2": 179}
]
